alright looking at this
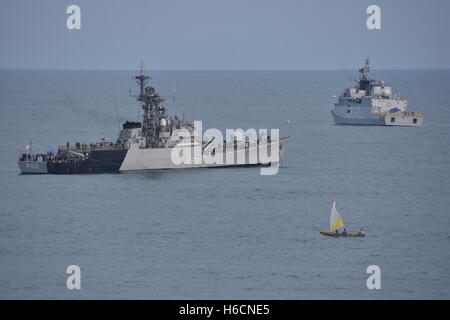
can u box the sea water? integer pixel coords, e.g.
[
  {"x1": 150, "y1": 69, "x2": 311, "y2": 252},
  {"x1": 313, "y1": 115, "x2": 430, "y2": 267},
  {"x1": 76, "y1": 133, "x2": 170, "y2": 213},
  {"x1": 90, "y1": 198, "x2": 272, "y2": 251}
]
[{"x1": 0, "y1": 69, "x2": 449, "y2": 299}]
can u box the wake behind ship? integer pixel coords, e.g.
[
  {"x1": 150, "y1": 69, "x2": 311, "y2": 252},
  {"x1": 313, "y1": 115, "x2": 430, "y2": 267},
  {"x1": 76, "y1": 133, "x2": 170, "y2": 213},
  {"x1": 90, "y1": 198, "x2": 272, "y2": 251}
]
[{"x1": 18, "y1": 68, "x2": 292, "y2": 174}]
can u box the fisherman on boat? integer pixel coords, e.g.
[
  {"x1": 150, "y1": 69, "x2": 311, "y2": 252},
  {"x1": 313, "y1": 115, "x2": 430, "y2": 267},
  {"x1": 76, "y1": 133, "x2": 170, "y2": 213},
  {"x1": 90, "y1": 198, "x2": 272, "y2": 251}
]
[{"x1": 320, "y1": 200, "x2": 366, "y2": 237}]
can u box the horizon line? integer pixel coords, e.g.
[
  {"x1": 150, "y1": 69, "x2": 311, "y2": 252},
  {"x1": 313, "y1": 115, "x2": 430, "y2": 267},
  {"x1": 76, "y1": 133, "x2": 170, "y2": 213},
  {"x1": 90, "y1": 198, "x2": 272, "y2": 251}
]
[{"x1": 1, "y1": 67, "x2": 449, "y2": 71}]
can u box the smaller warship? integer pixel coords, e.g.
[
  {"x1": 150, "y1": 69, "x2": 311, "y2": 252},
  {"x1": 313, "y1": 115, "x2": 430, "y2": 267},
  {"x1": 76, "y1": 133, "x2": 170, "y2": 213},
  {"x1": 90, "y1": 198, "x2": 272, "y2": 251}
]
[
  {"x1": 18, "y1": 65, "x2": 292, "y2": 174},
  {"x1": 332, "y1": 58, "x2": 423, "y2": 126}
]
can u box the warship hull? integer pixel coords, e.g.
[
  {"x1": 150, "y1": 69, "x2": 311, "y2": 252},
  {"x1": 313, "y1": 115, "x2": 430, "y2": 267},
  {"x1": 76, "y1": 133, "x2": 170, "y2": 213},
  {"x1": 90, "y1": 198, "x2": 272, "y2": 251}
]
[
  {"x1": 46, "y1": 149, "x2": 128, "y2": 174},
  {"x1": 331, "y1": 109, "x2": 384, "y2": 126},
  {"x1": 18, "y1": 139, "x2": 291, "y2": 174},
  {"x1": 18, "y1": 161, "x2": 48, "y2": 174},
  {"x1": 18, "y1": 149, "x2": 128, "y2": 174},
  {"x1": 332, "y1": 107, "x2": 423, "y2": 126},
  {"x1": 120, "y1": 138, "x2": 291, "y2": 171}
]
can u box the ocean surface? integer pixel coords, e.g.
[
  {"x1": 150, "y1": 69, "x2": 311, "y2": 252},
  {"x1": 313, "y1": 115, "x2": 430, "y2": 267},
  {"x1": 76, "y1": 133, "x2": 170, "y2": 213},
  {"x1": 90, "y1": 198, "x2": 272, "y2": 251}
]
[{"x1": 0, "y1": 69, "x2": 449, "y2": 299}]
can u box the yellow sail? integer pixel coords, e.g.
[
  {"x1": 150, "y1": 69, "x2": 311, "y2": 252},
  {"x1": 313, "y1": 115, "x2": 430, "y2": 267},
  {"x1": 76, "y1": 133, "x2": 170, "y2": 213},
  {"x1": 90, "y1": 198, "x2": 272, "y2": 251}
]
[
  {"x1": 331, "y1": 216, "x2": 344, "y2": 230},
  {"x1": 330, "y1": 201, "x2": 344, "y2": 231}
]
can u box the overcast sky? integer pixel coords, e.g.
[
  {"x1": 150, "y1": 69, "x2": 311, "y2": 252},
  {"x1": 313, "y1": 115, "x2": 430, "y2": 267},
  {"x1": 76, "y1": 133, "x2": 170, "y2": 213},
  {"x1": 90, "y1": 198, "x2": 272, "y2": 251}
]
[{"x1": 1, "y1": 0, "x2": 449, "y2": 70}]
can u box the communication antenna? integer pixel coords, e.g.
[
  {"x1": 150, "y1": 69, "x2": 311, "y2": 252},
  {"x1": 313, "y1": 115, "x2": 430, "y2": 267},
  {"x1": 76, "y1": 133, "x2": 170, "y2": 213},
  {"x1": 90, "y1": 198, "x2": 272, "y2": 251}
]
[
  {"x1": 114, "y1": 98, "x2": 120, "y2": 132},
  {"x1": 284, "y1": 120, "x2": 293, "y2": 137},
  {"x1": 192, "y1": 96, "x2": 197, "y2": 121},
  {"x1": 136, "y1": 100, "x2": 141, "y2": 122}
]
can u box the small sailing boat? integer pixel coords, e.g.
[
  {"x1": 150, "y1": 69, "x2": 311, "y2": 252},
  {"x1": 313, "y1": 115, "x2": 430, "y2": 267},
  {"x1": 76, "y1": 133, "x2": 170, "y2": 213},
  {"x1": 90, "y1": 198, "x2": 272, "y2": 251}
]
[{"x1": 320, "y1": 200, "x2": 365, "y2": 237}]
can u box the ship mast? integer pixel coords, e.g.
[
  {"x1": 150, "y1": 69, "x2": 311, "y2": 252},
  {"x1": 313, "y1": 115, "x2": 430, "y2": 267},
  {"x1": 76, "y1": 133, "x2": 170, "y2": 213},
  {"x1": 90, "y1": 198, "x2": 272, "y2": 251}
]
[
  {"x1": 357, "y1": 58, "x2": 373, "y2": 92},
  {"x1": 134, "y1": 62, "x2": 167, "y2": 148},
  {"x1": 359, "y1": 57, "x2": 370, "y2": 81}
]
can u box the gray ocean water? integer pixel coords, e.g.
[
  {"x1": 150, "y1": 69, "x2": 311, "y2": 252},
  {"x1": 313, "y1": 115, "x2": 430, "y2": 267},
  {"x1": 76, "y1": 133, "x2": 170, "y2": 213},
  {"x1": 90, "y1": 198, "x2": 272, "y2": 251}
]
[{"x1": 0, "y1": 69, "x2": 449, "y2": 299}]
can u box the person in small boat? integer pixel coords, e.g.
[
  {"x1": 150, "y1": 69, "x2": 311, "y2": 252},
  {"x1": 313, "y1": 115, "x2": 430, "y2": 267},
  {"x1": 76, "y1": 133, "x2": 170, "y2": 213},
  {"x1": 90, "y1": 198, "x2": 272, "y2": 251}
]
[
  {"x1": 334, "y1": 230, "x2": 340, "y2": 236},
  {"x1": 342, "y1": 228, "x2": 348, "y2": 235}
]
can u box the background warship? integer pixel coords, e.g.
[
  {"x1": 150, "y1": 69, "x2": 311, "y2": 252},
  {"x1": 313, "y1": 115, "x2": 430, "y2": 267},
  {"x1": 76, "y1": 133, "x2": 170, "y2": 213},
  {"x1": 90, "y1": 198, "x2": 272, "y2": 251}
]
[
  {"x1": 18, "y1": 67, "x2": 292, "y2": 174},
  {"x1": 332, "y1": 58, "x2": 423, "y2": 126}
]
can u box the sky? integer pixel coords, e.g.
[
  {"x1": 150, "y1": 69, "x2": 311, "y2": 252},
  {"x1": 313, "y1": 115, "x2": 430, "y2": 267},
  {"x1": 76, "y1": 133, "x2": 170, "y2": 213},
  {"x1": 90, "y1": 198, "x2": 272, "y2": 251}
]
[{"x1": 1, "y1": 0, "x2": 449, "y2": 70}]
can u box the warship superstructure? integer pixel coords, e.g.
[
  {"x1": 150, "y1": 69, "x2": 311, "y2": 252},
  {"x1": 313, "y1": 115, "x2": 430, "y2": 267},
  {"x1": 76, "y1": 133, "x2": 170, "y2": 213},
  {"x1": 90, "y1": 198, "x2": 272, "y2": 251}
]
[
  {"x1": 332, "y1": 58, "x2": 423, "y2": 126},
  {"x1": 18, "y1": 67, "x2": 292, "y2": 174}
]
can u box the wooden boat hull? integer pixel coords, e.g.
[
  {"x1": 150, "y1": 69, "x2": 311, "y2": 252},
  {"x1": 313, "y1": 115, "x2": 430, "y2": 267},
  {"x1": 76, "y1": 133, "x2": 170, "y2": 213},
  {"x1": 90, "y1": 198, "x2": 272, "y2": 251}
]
[{"x1": 320, "y1": 232, "x2": 365, "y2": 237}]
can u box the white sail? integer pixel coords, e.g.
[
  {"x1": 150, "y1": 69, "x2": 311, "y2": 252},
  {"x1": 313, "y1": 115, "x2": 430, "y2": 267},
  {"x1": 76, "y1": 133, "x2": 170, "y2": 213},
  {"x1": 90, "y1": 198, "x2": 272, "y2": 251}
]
[{"x1": 330, "y1": 200, "x2": 344, "y2": 231}]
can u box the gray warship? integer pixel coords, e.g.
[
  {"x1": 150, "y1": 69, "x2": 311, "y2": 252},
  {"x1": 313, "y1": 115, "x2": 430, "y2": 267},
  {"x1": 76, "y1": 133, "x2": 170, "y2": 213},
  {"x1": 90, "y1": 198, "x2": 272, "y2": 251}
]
[
  {"x1": 18, "y1": 67, "x2": 292, "y2": 174},
  {"x1": 332, "y1": 58, "x2": 423, "y2": 126}
]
